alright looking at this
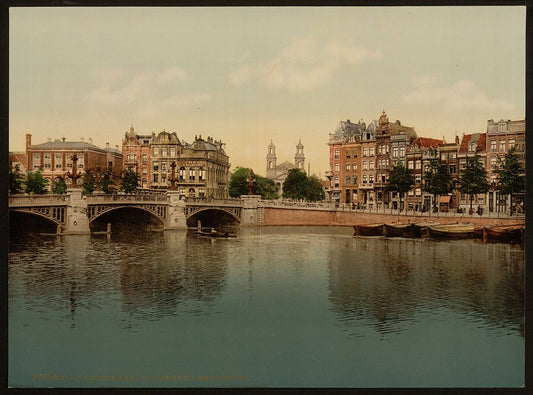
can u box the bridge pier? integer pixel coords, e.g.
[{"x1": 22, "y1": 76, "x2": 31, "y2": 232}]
[
  {"x1": 166, "y1": 191, "x2": 188, "y2": 229},
  {"x1": 63, "y1": 190, "x2": 90, "y2": 234},
  {"x1": 240, "y1": 195, "x2": 263, "y2": 226}
]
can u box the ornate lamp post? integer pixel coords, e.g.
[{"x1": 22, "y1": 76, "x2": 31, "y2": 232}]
[
  {"x1": 248, "y1": 168, "x2": 255, "y2": 195},
  {"x1": 66, "y1": 153, "x2": 82, "y2": 187},
  {"x1": 168, "y1": 161, "x2": 179, "y2": 190}
]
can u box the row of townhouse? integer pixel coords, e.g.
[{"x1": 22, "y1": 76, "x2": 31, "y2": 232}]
[
  {"x1": 121, "y1": 126, "x2": 230, "y2": 199},
  {"x1": 327, "y1": 111, "x2": 525, "y2": 213}
]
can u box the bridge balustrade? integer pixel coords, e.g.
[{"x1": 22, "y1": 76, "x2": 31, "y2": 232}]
[
  {"x1": 86, "y1": 194, "x2": 169, "y2": 203},
  {"x1": 184, "y1": 197, "x2": 243, "y2": 206},
  {"x1": 9, "y1": 194, "x2": 70, "y2": 206}
]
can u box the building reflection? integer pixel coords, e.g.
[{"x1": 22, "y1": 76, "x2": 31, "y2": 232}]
[{"x1": 327, "y1": 238, "x2": 524, "y2": 338}]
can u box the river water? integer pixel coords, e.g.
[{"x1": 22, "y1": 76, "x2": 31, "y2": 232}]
[{"x1": 8, "y1": 226, "x2": 524, "y2": 388}]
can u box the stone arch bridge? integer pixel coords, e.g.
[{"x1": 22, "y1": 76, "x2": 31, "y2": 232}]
[{"x1": 9, "y1": 192, "x2": 261, "y2": 234}]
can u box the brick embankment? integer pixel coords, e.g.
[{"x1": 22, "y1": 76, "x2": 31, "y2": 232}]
[{"x1": 263, "y1": 207, "x2": 525, "y2": 227}]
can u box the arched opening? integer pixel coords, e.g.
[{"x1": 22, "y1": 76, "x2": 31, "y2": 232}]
[
  {"x1": 9, "y1": 211, "x2": 59, "y2": 239},
  {"x1": 187, "y1": 208, "x2": 240, "y2": 229},
  {"x1": 90, "y1": 207, "x2": 164, "y2": 233}
]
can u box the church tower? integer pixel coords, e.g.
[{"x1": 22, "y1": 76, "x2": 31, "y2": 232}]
[
  {"x1": 266, "y1": 140, "x2": 277, "y2": 177},
  {"x1": 295, "y1": 140, "x2": 305, "y2": 171}
]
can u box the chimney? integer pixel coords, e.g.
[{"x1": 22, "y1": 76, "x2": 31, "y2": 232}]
[
  {"x1": 106, "y1": 142, "x2": 110, "y2": 149},
  {"x1": 115, "y1": 145, "x2": 119, "y2": 149},
  {"x1": 25, "y1": 133, "x2": 32, "y2": 153},
  {"x1": 62, "y1": 137, "x2": 66, "y2": 142},
  {"x1": 89, "y1": 138, "x2": 93, "y2": 144}
]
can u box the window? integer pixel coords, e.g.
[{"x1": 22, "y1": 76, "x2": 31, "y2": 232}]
[
  {"x1": 415, "y1": 175, "x2": 421, "y2": 184},
  {"x1": 161, "y1": 162, "x2": 167, "y2": 171},
  {"x1": 346, "y1": 176, "x2": 351, "y2": 185},
  {"x1": 334, "y1": 150, "x2": 340, "y2": 159},
  {"x1": 408, "y1": 160, "x2": 414, "y2": 169},
  {"x1": 415, "y1": 160, "x2": 421, "y2": 170},
  {"x1": 33, "y1": 153, "x2": 40, "y2": 169},
  {"x1": 142, "y1": 154, "x2": 148, "y2": 164},
  {"x1": 392, "y1": 147, "x2": 399, "y2": 158},
  {"x1": 363, "y1": 175, "x2": 367, "y2": 184},
  {"x1": 334, "y1": 177, "x2": 339, "y2": 188},
  {"x1": 179, "y1": 167, "x2": 186, "y2": 180},
  {"x1": 43, "y1": 154, "x2": 51, "y2": 168},
  {"x1": 198, "y1": 188, "x2": 205, "y2": 198},
  {"x1": 198, "y1": 167, "x2": 205, "y2": 180},
  {"x1": 499, "y1": 141, "x2": 506, "y2": 152},
  {"x1": 369, "y1": 147, "x2": 374, "y2": 156},
  {"x1": 77, "y1": 154, "x2": 84, "y2": 169},
  {"x1": 490, "y1": 140, "x2": 497, "y2": 152},
  {"x1": 399, "y1": 147, "x2": 405, "y2": 157},
  {"x1": 334, "y1": 163, "x2": 340, "y2": 172},
  {"x1": 449, "y1": 152, "x2": 456, "y2": 159},
  {"x1": 345, "y1": 150, "x2": 351, "y2": 158},
  {"x1": 153, "y1": 161, "x2": 159, "y2": 171},
  {"x1": 449, "y1": 165, "x2": 456, "y2": 174},
  {"x1": 415, "y1": 188, "x2": 422, "y2": 197},
  {"x1": 369, "y1": 161, "x2": 374, "y2": 170},
  {"x1": 460, "y1": 160, "x2": 467, "y2": 170},
  {"x1": 441, "y1": 153, "x2": 448, "y2": 161},
  {"x1": 490, "y1": 157, "x2": 497, "y2": 169},
  {"x1": 369, "y1": 175, "x2": 374, "y2": 184},
  {"x1": 408, "y1": 189, "x2": 414, "y2": 197},
  {"x1": 161, "y1": 148, "x2": 167, "y2": 157},
  {"x1": 353, "y1": 163, "x2": 357, "y2": 170},
  {"x1": 509, "y1": 139, "x2": 515, "y2": 149},
  {"x1": 153, "y1": 147, "x2": 159, "y2": 155},
  {"x1": 353, "y1": 149, "x2": 358, "y2": 158},
  {"x1": 189, "y1": 168, "x2": 195, "y2": 180},
  {"x1": 345, "y1": 163, "x2": 351, "y2": 172},
  {"x1": 469, "y1": 144, "x2": 476, "y2": 153},
  {"x1": 363, "y1": 147, "x2": 368, "y2": 157},
  {"x1": 363, "y1": 161, "x2": 368, "y2": 171},
  {"x1": 142, "y1": 166, "x2": 147, "y2": 175},
  {"x1": 170, "y1": 147, "x2": 176, "y2": 157},
  {"x1": 153, "y1": 174, "x2": 159, "y2": 183},
  {"x1": 55, "y1": 154, "x2": 62, "y2": 169},
  {"x1": 353, "y1": 175, "x2": 357, "y2": 184}
]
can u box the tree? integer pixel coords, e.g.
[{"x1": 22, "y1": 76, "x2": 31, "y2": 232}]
[
  {"x1": 24, "y1": 170, "x2": 49, "y2": 194},
  {"x1": 282, "y1": 169, "x2": 325, "y2": 201},
  {"x1": 496, "y1": 147, "x2": 525, "y2": 212},
  {"x1": 422, "y1": 158, "x2": 453, "y2": 209},
  {"x1": 53, "y1": 176, "x2": 67, "y2": 194},
  {"x1": 81, "y1": 171, "x2": 96, "y2": 195},
  {"x1": 306, "y1": 175, "x2": 326, "y2": 202},
  {"x1": 386, "y1": 162, "x2": 414, "y2": 212},
  {"x1": 9, "y1": 164, "x2": 24, "y2": 194},
  {"x1": 282, "y1": 168, "x2": 309, "y2": 200},
  {"x1": 121, "y1": 167, "x2": 139, "y2": 194},
  {"x1": 229, "y1": 167, "x2": 280, "y2": 199},
  {"x1": 458, "y1": 153, "x2": 489, "y2": 213},
  {"x1": 101, "y1": 166, "x2": 116, "y2": 194}
]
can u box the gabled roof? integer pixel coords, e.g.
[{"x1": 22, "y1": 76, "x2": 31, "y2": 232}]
[
  {"x1": 30, "y1": 141, "x2": 108, "y2": 153},
  {"x1": 458, "y1": 133, "x2": 486, "y2": 154},
  {"x1": 10, "y1": 152, "x2": 28, "y2": 169},
  {"x1": 412, "y1": 137, "x2": 443, "y2": 149},
  {"x1": 276, "y1": 161, "x2": 296, "y2": 170}
]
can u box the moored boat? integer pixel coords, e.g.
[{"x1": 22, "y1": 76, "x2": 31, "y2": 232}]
[
  {"x1": 383, "y1": 223, "x2": 415, "y2": 238},
  {"x1": 483, "y1": 224, "x2": 524, "y2": 243},
  {"x1": 353, "y1": 223, "x2": 383, "y2": 237},
  {"x1": 427, "y1": 223, "x2": 475, "y2": 239},
  {"x1": 412, "y1": 221, "x2": 441, "y2": 238},
  {"x1": 198, "y1": 228, "x2": 236, "y2": 238}
]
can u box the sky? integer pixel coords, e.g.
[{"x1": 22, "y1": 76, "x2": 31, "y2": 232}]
[{"x1": 9, "y1": 6, "x2": 525, "y2": 177}]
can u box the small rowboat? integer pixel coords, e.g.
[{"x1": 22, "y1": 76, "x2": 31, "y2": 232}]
[
  {"x1": 198, "y1": 229, "x2": 236, "y2": 238},
  {"x1": 383, "y1": 223, "x2": 415, "y2": 238},
  {"x1": 483, "y1": 224, "x2": 524, "y2": 243},
  {"x1": 353, "y1": 223, "x2": 383, "y2": 237},
  {"x1": 427, "y1": 223, "x2": 475, "y2": 239}
]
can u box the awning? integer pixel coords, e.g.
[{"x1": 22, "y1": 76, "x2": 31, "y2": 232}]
[{"x1": 439, "y1": 196, "x2": 451, "y2": 204}]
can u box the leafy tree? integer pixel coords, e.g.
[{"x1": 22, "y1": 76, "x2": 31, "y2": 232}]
[
  {"x1": 121, "y1": 167, "x2": 139, "y2": 194},
  {"x1": 282, "y1": 168, "x2": 309, "y2": 200},
  {"x1": 306, "y1": 175, "x2": 326, "y2": 201},
  {"x1": 53, "y1": 176, "x2": 67, "y2": 194},
  {"x1": 496, "y1": 147, "x2": 525, "y2": 211},
  {"x1": 24, "y1": 170, "x2": 49, "y2": 194},
  {"x1": 458, "y1": 153, "x2": 489, "y2": 213},
  {"x1": 81, "y1": 171, "x2": 96, "y2": 195},
  {"x1": 9, "y1": 164, "x2": 24, "y2": 194},
  {"x1": 101, "y1": 166, "x2": 116, "y2": 194},
  {"x1": 229, "y1": 167, "x2": 250, "y2": 197},
  {"x1": 386, "y1": 162, "x2": 414, "y2": 212},
  {"x1": 229, "y1": 167, "x2": 280, "y2": 199},
  {"x1": 422, "y1": 158, "x2": 453, "y2": 209}
]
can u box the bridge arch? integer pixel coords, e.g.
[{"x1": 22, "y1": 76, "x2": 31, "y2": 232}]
[
  {"x1": 88, "y1": 206, "x2": 166, "y2": 232},
  {"x1": 186, "y1": 208, "x2": 240, "y2": 228},
  {"x1": 10, "y1": 209, "x2": 62, "y2": 226},
  {"x1": 89, "y1": 205, "x2": 165, "y2": 225}
]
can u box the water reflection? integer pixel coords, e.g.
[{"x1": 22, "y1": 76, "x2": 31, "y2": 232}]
[{"x1": 327, "y1": 237, "x2": 524, "y2": 338}]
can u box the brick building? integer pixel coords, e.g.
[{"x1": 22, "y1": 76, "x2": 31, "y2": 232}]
[
  {"x1": 122, "y1": 126, "x2": 153, "y2": 188},
  {"x1": 25, "y1": 133, "x2": 122, "y2": 190}
]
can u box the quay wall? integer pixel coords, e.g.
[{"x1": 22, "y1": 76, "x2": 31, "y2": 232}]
[{"x1": 263, "y1": 207, "x2": 524, "y2": 227}]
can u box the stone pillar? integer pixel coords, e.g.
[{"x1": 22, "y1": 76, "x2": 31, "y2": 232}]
[
  {"x1": 63, "y1": 190, "x2": 90, "y2": 234},
  {"x1": 166, "y1": 191, "x2": 188, "y2": 229},
  {"x1": 240, "y1": 195, "x2": 262, "y2": 226}
]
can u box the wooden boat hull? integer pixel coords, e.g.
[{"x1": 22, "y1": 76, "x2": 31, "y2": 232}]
[
  {"x1": 383, "y1": 223, "x2": 414, "y2": 238},
  {"x1": 353, "y1": 224, "x2": 383, "y2": 237},
  {"x1": 484, "y1": 226, "x2": 523, "y2": 243},
  {"x1": 412, "y1": 222, "x2": 441, "y2": 238},
  {"x1": 428, "y1": 225, "x2": 475, "y2": 239}
]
